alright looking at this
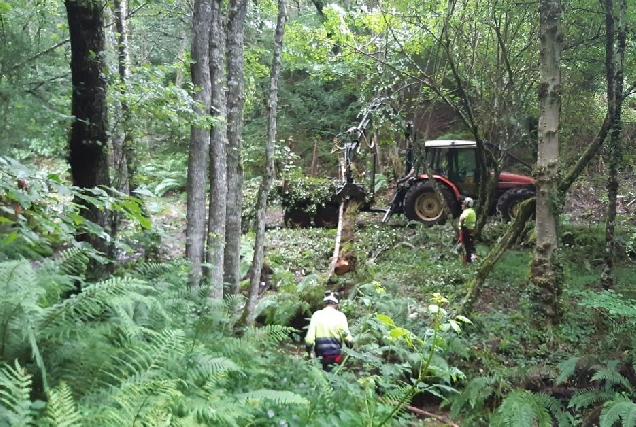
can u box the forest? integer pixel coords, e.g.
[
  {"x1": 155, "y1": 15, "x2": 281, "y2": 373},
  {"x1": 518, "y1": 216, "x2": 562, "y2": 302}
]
[{"x1": 0, "y1": 0, "x2": 635, "y2": 425}]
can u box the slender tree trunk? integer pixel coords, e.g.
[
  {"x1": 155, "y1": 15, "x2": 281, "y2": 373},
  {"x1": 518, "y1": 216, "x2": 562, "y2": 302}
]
[
  {"x1": 65, "y1": 0, "x2": 111, "y2": 255},
  {"x1": 531, "y1": 0, "x2": 562, "y2": 326},
  {"x1": 241, "y1": 0, "x2": 287, "y2": 326},
  {"x1": 206, "y1": 0, "x2": 228, "y2": 298},
  {"x1": 310, "y1": 139, "x2": 319, "y2": 176},
  {"x1": 224, "y1": 0, "x2": 249, "y2": 295},
  {"x1": 113, "y1": 0, "x2": 137, "y2": 195},
  {"x1": 186, "y1": 0, "x2": 212, "y2": 288},
  {"x1": 463, "y1": 199, "x2": 535, "y2": 315},
  {"x1": 601, "y1": 0, "x2": 626, "y2": 289}
]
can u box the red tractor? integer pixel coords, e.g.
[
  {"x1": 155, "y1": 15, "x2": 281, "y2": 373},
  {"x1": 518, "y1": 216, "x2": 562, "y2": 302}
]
[{"x1": 383, "y1": 139, "x2": 535, "y2": 225}]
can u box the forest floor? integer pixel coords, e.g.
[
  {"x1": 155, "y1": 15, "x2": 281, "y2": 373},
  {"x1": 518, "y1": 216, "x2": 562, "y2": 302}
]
[{"x1": 140, "y1": 179, "x2": 636, "y2": 425}]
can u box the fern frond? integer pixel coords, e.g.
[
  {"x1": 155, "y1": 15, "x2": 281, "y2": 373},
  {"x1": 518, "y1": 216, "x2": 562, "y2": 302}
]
[
  {"x1": 0, "y1": 360, "x2": 35, "y2": 426},
  {"x1": 237, "y1": 389, "x2": 309, "y2": 405},
  {"x1": 83, "y1": 379, "x2": 181, "y2": 427},
  {"x1": 0, "y1": 261, "x2": 47, "y2": 389},
  {"x1": 495, "y1": 389, "x2": 552, "y2": 427},
  {"x1": 106, "y1": 329, "x2": 187, "y2": 385},
  {"x1": 178, "y1": 391, "x2": 250, "y2": 427},
  {"x1": 556, "y1": 356, "x2": 580, "y2": 385},
  {"x1": 242, "y1": 324, "x2": 295, "y2": 347},
  {"x1": 186, "y1": 354, "x2": 242, "y2": 384},
  {"x1": 34, "y1": 248, "x2": 87, "y2": 304},
  {"x1": 591, "y1": 360, "x2": 633, "y2": 392},
  {"x1": 38, "y1": 277, "x2": 153, "y2": 339},
  {"x1": 449, "y1": 376, "x2": 496, "y2": 417},
  {"x1": 43, "y1": 381, "x2": 82, "y2": 427},
  {"x1": 600, "y1": 394, "x2": 636, "y2": 427},
  {"x1": 569, "y1": 387, "x2": 616, "y2": 410},
  {"x1": 53, "y1": 247, "x2": 89, "y2": 277}
]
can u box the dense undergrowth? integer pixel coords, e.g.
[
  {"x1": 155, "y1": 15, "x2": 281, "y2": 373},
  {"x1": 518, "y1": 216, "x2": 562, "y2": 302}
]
[{"x1": 2, "y1": 159, "x2": 636, "y2": 426}]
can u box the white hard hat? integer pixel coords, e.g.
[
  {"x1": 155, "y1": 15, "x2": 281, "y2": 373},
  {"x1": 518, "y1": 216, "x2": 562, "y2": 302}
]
[
  {"x1": 323, "y1": 291, "x2": 339, "y2": 304},
  {"x1": 463, "y1": 197, "x2": 474, "y2": 207}
]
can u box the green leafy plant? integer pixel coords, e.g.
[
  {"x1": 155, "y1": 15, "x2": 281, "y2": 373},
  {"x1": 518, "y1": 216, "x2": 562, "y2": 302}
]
[
  {"x1": 280, "y1": 175, "x2": 337, "y2": 215},
  {"x1": 600, "y1": 394, "x2": 636, "y2": 427},
  {"x1": 490, "y1": 389, "x2": 573, "y2": 427}
]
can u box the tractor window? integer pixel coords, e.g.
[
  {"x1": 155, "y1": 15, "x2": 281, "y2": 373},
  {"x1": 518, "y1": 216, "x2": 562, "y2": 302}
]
[
  {"x1": 424, "y1": 148, "x2": 447, "y2": 174},
  {"x1": 457, "y1": 148, "x2": 477, "y2": 181}
]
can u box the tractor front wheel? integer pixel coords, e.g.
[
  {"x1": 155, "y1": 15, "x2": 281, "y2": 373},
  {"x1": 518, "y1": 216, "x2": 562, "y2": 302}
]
[{"x1": 403, "y1": 181, "x2": 458, "y2": 226}]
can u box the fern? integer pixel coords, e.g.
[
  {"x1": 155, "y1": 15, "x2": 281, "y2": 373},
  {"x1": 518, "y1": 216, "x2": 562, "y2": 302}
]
[
  {"x1": 591, "y1": 360, "x2": 634, "y2": 393},
  {"x1": 556, "y1": 356, "x2": 580, "y2": 385},
  {"x1": 449, "y1": 375, "x2": 497, "y2": 417},
  {"x1": 493, "y1": 389, "x2": 564, "y2": 427},
  {"x1": 600, "y1": 394, "x2": 636, "y2": 427},
  {"x1": 237, "y1": 389, "x2": 309, "y2": 405},
  {"x1": 185, "y1": 354, "x2": 242, "y2": 384},
  {"x1": 38, "y1": 277, "x2": 154, "y2": 339},
  {"x1": 42, "y1": 382, "x2": 82, "y2": 427},
  {"x1": 0, "y1": 261, "x2": 48, "y2": 388},
  {"x1": 0, "y1": 360, "x2": 35, "y2": 426},
  {"x1": 569, "y1": 387, "x2": 616, "y2": 410}
]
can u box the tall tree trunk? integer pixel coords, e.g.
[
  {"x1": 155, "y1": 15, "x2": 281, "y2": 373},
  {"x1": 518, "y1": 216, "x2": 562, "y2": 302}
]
[
  {"x1": 113, "y1": 0, "x2": 136, "y2": 195},
  {"x1": 601, "y1": 0, "x2": 626, "y2": 289},
  {"x1": 531, "y1": 0, "x2": 562, "y2": 326},
  {"x1": 65, "y1": 0, "x2": 111, "y2": 255},
  {"x1": 186, "y1": 0, "x2": 212, "y2": 288},
  {"x1": 206, "y1": 0, "x2": 228, "y2": 298},
  {"x1": 224, "y1": 0, "x2": 249, "y2": 295},
  {"x1": 241, "y1": 0, "x2": 287, "y2": 326}
]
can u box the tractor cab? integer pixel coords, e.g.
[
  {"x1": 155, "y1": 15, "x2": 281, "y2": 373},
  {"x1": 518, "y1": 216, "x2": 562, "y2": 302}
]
[{"x1": 423, "y1": 140, "x2": 480, "y2": 197}]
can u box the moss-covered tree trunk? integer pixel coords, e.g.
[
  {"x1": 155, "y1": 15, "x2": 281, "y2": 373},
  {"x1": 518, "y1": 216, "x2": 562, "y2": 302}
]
[
  {"x1": 600, "y1": 0, "x2": 626, "y2": 290},
  {"x1": 531, "y1": 0, "x2": 562, "y2": 326},
  {"x1": 462, "y1": 198, "x2": 535, "y2": 316}
]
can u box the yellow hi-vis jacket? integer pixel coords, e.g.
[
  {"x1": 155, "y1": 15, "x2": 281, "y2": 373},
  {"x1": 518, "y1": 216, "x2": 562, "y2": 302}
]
[
  {"x1": 305, "y1": 306, "x2": 353, "y2": 356},
  {"x1": 460, "y1": 207, "x2": 476, "y2": 230}
]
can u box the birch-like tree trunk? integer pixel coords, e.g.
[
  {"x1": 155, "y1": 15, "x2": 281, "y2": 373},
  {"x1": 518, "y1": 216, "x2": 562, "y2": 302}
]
[
  {"x1": 113, "y1": 0, "x2": 137, "y2": 195},
  {"x1": 186, "y1": 0, "x2": 212, "y2": 288},
  {"x1": 531, "y1": 0, "x2": 562, "y2": 326},
  {"x1": 224, "y1": 0, "x2": 249, "y2": 295},
  {"x1": 65, "y1": 0, "x2": 111, "y2": 256},
  {"x1": 601, "y1": 0, "x2": 626, "y2": 289},
  {"x1": 241, "y1": 0, "x2": 287, "y2": 326},
  {"x1": 206, "y1": 0, "x2": 228, "y2": 298}
]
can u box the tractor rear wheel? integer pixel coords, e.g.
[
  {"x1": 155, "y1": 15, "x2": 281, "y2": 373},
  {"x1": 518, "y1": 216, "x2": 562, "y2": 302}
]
[
  {"x1": 284, "y1": 209, "x2": 311, "y2": 228},
  {"x1": 403, "y1": 181, "x2": 458, "y2": 226},
  {"x1": 496, "y1": 188, "x2": 535, "y2": 222},
  {"x1": 314, "y1": 204, "x2": 339, "y2": 228}
]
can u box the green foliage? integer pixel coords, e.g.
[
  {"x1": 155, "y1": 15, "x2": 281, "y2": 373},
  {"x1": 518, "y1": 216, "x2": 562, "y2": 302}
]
[
  {"x1": 0, "y1": 360, "x2": 36, "y2": 426},
  {"x1": 0, "y1": 157, "x2": 152, "y2": 261},
  {"x1": 42, "y1": 382, "x2": 82, "y2": 427},
  {"x1": 567, "y1": 360, "x2": 633, "y2": 412},
  {"x1": 137, "y1": 154, "x2": 188, "y2": 197},
  {"x1": 577, "y1": 289, "x2": 636, "y2": 348},
  {"x1": 491, "y1": 390, "x2": 571, "y2": 427},
  {"x1": 281, "y1": 175, "x2": 337, "y2": 215},
  {"x1": 600, "y1": 394, "x2": 636, "y2": 427}
]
